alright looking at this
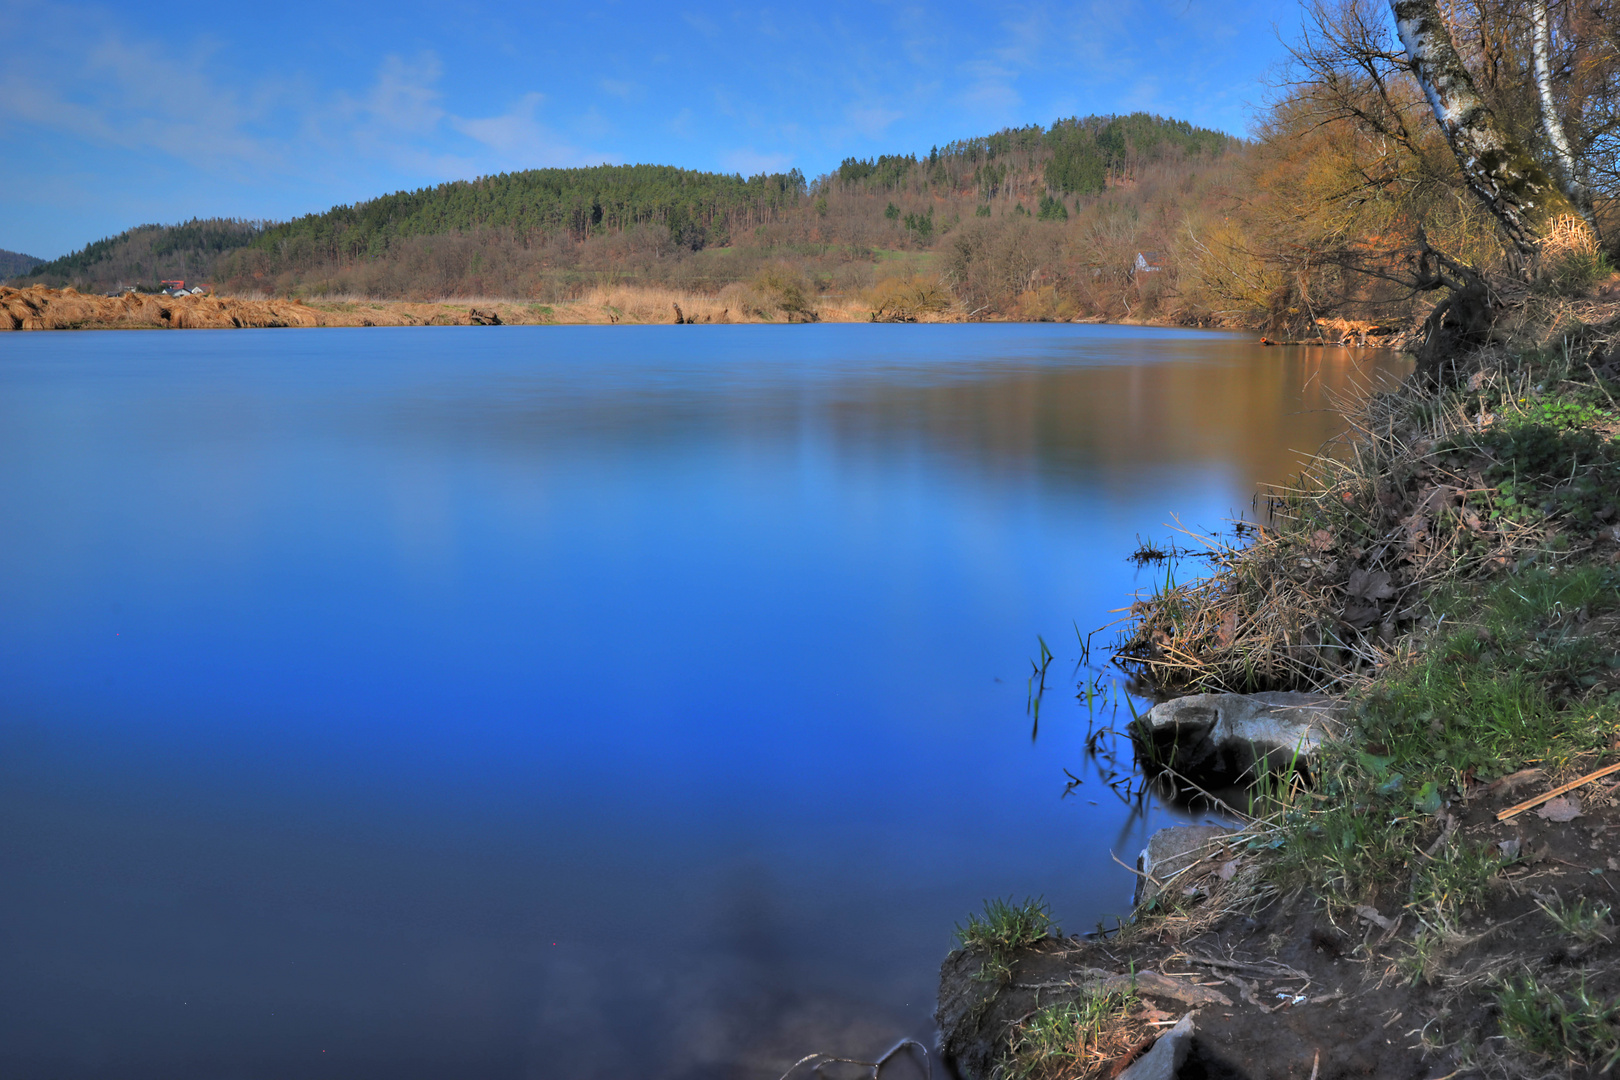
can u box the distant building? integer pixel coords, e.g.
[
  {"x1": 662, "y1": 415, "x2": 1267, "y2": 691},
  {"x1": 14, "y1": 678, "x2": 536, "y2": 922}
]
[{"x1": 1134, "y1": 252, "x2": 1166, "y2": 274}]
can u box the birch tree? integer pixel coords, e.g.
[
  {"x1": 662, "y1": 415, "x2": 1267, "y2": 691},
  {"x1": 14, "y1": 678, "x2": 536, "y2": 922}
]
[
  {"x1": 1530, "y1": 0, "x2": 1595, "y2": 227},
  {"x1": 1390, "y1": 0, "x2": 1575, "y2": 258}
]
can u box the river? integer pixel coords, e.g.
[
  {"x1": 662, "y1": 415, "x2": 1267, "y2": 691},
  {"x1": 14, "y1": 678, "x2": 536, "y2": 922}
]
[{"x1": 0, "y1": 324, "x2": 1408, "y2": 1079}]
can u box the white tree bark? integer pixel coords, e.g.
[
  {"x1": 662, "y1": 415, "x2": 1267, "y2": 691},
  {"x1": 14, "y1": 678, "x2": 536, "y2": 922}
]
[
  {"x1": 1391, "y1": 0, "x2": 1574, "y2": 257},
  {"x1": 1531, "y1": 0, "x2": 1594, "y2": 226}
]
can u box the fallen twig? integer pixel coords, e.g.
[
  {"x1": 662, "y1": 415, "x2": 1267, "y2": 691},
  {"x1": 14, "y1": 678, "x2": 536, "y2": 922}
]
[
  {"x1": 1497, "y1": 761, "x2": 1620, "y2": 820},
  {"x1": 774, "y1": 1038, "x2": 931, "y2": 1080},
  {"x1": 1179, "y1": 952, "x2": 1309, "y2": 981}
]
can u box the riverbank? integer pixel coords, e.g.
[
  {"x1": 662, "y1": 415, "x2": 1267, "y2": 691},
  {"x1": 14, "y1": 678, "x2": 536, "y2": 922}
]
[
  {"x1": 937, "y1": 289, "x2": 1620, "y2": 1079},
  {"x1": 0, "y1": 283, "x2": 943, "y2": 330},
  {"x1": 1, "y1": 284, "x2": 1400, "y2": 336}
]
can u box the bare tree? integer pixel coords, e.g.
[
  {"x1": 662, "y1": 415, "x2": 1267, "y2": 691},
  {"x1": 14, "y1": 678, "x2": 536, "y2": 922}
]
[{"x1": 1391, "y1": 0, "x2": 1574, "y2": 258}]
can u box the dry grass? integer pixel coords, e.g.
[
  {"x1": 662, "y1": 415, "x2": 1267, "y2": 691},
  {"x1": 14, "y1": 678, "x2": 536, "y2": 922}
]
[
  {"x1": 1003, "y1": 987, "x2": 1154, "y2": 1080},
  {"x1": 1111, "y1": 343, "x2": 1597, "y2": 696}
]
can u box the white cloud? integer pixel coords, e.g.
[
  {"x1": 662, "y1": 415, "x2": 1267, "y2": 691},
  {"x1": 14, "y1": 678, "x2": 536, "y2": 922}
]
[
  {"x1": 450, "y1": 93, "x2": 602, "y2": 169},
  {"x1": 599, "y1": 78, "x2": 641, "y2": 101},
  {"x1": 0, "y1": 13, "x2": 278, "y2": 176},
  {"x1": 1, "y1": 6, "x2": 612, "y2": 202},
  {"x1": 956, "y1": 59, "x2": 1023, "y2": 116},
  {"x1": 720, "y1": 148, "x2": 792, "y2": 175},
  {"x1": 846, "y1": 104, "x2": 903, "y2": 139},
  {"x1": 362, "y1": 54, "x2": 446, "y2": 135}
]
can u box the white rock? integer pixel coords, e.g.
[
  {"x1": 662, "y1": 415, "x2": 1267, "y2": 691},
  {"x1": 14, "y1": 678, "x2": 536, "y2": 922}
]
[
  {"x1": 1132, "y1": 692, "x2": 1344, "y2": 784},
  {"x1": 1136, "y1": 825, "x2": 1234, "y2": 907},
  {"x1": 1116, "y1": 1012, "x2": 1195, "y2": 1080}
]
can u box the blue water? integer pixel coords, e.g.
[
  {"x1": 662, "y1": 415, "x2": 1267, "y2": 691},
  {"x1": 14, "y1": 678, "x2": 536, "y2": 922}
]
[{"x1": 0, "y1": 324, "x2": 1406, "y2": 1079}]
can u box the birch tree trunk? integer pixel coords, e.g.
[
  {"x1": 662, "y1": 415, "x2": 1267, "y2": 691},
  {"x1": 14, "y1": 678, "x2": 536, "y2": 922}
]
[
  {"x1": 1391, "y1": 0, "x2": 1575, "y2": 258},
  {"x1": 1531, "y1": 0, "x2": 1595, "y2": 228}
]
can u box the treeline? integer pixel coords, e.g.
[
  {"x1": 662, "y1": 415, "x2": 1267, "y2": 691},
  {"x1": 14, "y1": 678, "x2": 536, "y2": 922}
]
[
  {"x1": 0, "y1": 248, "x2": 43, "y2": 281},
  {"x1": 23, "y1": 220, "x2": 262, "y2": 291},
  {"x1": 828, "y1": 113, "x2": 1234, "y2": 200},
  {"x1": 240, "y1": 164, "x2": 809, "y2": 263}
]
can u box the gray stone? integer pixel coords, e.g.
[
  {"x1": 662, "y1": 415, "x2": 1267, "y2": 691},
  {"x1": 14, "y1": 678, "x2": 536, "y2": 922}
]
[
  {"x1": 1116, "y1": 1012, "x2": 1195, "y2": 1080},
  {"x1": 1136, "y1": 825, "x2": 1233, "y2": 907},
  {"x1": 1131, "y1": 691, "x2": 1344, "y2": 785}
]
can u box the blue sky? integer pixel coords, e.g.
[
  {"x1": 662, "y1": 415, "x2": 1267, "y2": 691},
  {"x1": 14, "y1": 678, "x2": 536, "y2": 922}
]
[{"x1": 2, "y1": 0, "x2": 1299, "y2": 259}]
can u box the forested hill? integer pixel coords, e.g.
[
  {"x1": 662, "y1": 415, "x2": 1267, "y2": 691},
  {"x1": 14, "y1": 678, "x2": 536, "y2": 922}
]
[
  {"x1": 827, "y1": 113, "x2": 1233, "y2": 198},
  {"x1": 251, "y1": 165, "x2": 808, "y2": 259},
  {"x1": 22, "y1": 220, "x2": 262, "y2": 292},
  {"x1": 19, "y1": 111, "x2": 1239, "y2": 306},
  {"x1": 0, "y1": 248, "x2": 44, "y2": 281}
]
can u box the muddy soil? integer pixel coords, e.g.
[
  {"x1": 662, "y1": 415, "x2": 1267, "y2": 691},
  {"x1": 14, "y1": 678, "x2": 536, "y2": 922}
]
[{"x1": 938, "y1": 781, "x2": 1620, "y2": 1080}]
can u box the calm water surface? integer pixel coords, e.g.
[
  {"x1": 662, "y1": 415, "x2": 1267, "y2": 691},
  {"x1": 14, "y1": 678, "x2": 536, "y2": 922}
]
[{"x1": 0, "y1": 325, "x2": 1408, "y2": 1079}]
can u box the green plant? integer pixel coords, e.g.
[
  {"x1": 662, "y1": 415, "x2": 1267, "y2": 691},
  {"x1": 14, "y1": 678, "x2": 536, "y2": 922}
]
[
  {"x1": 956, "y1": 897, "x2": 1058, "y2": 986},
  {"x1": 1538, "y1": 895, "x2": 1615, "y2": 946},
  {"x1": 750, "y1": 264, "x2": 816, "y2": 320},
  {"x1": 1410, "y1": 842, "x2": 1498, "y2": 925},
  {"x1": 1443, "y1": 416, "x2": 1620, "y2": 531},
  {"x1": 955, "y1": 896, "x2": 1056, "y2": 953},
  {"x1": 1397, "y1": 925, "x2": 1455, "y2": 986},
  {"x1": 1497, "y1": 973, "x2": 1620, "y2": 1072}
]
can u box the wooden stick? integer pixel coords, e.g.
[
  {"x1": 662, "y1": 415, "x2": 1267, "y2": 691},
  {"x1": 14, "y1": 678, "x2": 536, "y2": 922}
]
[{"x1": 1497, "y1": 761, "x2": 1620, "y2": 821}]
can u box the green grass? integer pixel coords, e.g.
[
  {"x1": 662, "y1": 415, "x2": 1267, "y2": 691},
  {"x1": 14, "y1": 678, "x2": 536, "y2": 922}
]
[
  {"x1": 1409, "y1": 842, "x2": 1500, "y2": 927},
  {"x1": 1266, "y1": 564, "x2": 1620, "y2": 923},
  {"x1": 956, "y1": 896, "x2": 1057, "y2": 952},
  {"x1": 1538, "y1": 895, "x2": 1615, "y2": 947},
  {"x1": 1497, "y1": 973, "x2": 1620, "y2": 1072},
  {"x1": 955, "y1": 896, "x2": 1057, "y2": 984},
  {"x1": 1005, "y1": 987, "x2": 1138, "y2": 1080}
]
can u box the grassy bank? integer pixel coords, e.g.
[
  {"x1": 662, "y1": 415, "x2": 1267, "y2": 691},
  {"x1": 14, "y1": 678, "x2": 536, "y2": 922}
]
[{"x1": 942, "y1": 290, "x2": 1620, "y2": 1080}]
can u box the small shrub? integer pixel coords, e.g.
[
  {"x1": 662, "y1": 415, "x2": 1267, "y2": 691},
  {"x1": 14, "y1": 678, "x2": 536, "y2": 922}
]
[
  {"x1": 750, "y1": 263, "x2": 816, "y2": 321},
  {"x1": 1014, "y1": 285, "x2": 1077, "y2": 322},
  {"x1": 867, "y1": 273, "x2": 951, "y2": 321}
]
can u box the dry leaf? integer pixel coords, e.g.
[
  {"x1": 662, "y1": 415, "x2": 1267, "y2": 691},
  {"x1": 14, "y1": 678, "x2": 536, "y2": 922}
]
[
  {"x1": 1346, "y1": 568, "x2": 1396, "y2": 602},
  {"x1": 1355, "y1": 905, "x2": 1394, "y2": 930},
  {"x1": 1342, "y1": 602, "x2": 1381, "y2": 629},
  {"x1": 1479, "y1": 767, "x2": 1542, "y2": 798},
  {"x1": 1309, "y1": 529, "x2": 1334, "y2": 552},
  {"x1": 1537, "y1": 796, "x2": 1584, "y2": 822},
  {"x1": 1217, "y1": 860, "x2": 1239, "y2": 881}
]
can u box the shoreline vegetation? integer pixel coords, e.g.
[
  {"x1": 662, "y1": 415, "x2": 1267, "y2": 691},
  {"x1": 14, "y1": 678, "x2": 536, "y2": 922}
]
[
  {"x1": 924, "y1": 1, "x2": 1620, "y2": 1078},
  {"x1": 935, "y1": 294, "x2": 1620, "y2": 1080}
]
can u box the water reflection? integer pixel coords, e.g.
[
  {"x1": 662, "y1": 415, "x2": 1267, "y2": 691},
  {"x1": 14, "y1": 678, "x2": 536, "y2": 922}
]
[{"x1": 0, "y1": 326, "x2": 1406, "y2": 1079}]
